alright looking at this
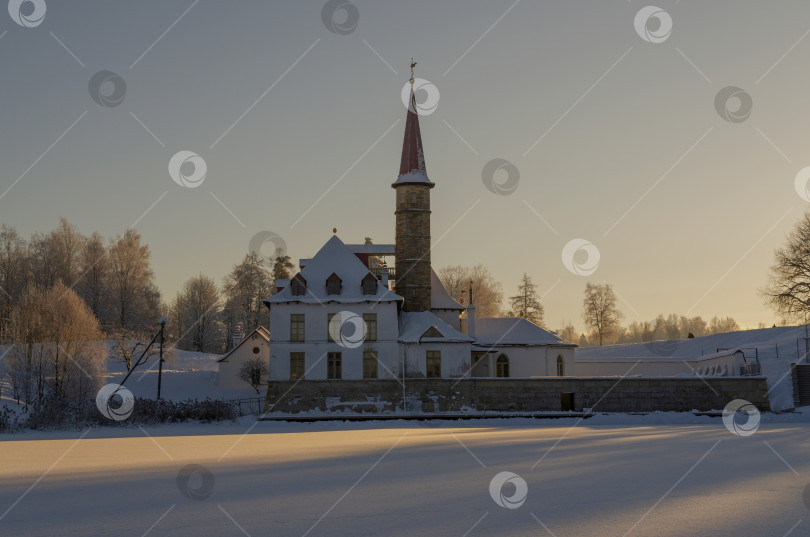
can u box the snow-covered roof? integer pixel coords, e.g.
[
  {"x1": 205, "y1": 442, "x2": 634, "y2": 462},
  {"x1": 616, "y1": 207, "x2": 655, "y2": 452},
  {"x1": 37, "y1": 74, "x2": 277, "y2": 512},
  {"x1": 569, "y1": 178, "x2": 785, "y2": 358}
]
[
  {"x1": 474, "y1": 318, "x2": 575, "y2": 347},
  {"x1": 392, "y1": 169, "x2": 434, "y2": 186},
  {"x1": 431, "y1": 269, "x2": 464, "y2": 310},
  {"x1": 346, "y1": 244, "x2": 395, "y2": 255},
  {"x1": 264, "y1": 235, "x2": 403, "y2": 306},
  {"x1": 217, "y1": 326, "x2": 270, "y2": 362},
  {"x1": 399, "y1": 311, "x2": 474, "y2": 343}
]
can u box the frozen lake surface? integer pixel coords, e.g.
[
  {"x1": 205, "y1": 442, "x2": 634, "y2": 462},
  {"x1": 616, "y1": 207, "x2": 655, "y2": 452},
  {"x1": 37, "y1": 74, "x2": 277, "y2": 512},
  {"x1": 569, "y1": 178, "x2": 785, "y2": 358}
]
[{"x1": 1, "y1": 417, "x2": 808, "y2": 536}]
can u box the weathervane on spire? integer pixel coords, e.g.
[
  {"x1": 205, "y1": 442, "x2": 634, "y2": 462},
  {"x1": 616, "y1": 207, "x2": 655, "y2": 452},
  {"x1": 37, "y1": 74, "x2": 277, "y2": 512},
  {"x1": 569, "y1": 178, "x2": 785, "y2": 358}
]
[{"x1": 410, "y1": 58, "x2": 417, "y2": 82}]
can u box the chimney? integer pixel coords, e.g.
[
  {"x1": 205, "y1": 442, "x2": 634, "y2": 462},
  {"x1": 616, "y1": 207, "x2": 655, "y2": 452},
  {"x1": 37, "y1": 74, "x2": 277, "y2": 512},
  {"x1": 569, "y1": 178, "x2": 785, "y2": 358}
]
[
  {"x1": 381, "y1": 265, "x2": 389, "y2": 288},
  {"x1": 232, "y1": 322, "x2": 245, "y2": 349}
]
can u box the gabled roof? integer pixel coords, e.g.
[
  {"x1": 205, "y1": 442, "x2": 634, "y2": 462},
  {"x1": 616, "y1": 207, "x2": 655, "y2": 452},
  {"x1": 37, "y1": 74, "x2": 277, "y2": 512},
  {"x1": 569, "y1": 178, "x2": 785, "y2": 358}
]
[
  {"x1": 431, "y1": 269, "x2": 464, "y2": 310},
  {"x1": 217, "y1": 326, "x2": 270, "y2": 362},
  {"x1": 474, "y1": 318, "x2": 576, "y2": 347},
  {"x1": 392, "y1": 82, "x2": 434, "y2": 188},
  {"x1": 264, "y1": 235, "x2": 403, "y2": 306},
  {"x1": 399, "y1": 311, "x2": 474, "y2": 343}
]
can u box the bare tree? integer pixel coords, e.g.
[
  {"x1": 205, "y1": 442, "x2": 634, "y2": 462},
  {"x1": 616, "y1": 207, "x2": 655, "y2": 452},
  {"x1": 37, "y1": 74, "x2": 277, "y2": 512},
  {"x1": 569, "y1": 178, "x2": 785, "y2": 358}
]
[
  {"x1": 764, "y1": 211, "x2": 810, "y2": 323},
  {"x1": 0, "y1": 225, "x2": 26, "y2": 339},
  {"x1": 557, "y1": 321, "x2": 578, "y2": 344},
  {"x1": 438, "y1": 264, "x2": 504, "y2": 318},
  {"x1": 76, "y1": 232, "x2": 110, "y2": 323},
  {"x1": 707, "y1": 316, "x2": 739, "y2": 335},
  {"x1": 108, "y1": 229, "x2": 160, "y2": 330},
  {"x1": 509, "y1": 273, "x2": 544, "y2": 326},
  {"x1": 172, "y1": 274, "x2": 222, "y2": 353},
  {"x1": 222, "y1": 252, "x2": 273, "y2": 339},
  {"x1": 4, "y1": 283, "x2": 104, "y2": 408},
  {"x1": 582, "y1": 282, "x2": 623, "y2": 346},
  {"x1": 239, "y1": 357, "x2": 268, "y2": 394}
]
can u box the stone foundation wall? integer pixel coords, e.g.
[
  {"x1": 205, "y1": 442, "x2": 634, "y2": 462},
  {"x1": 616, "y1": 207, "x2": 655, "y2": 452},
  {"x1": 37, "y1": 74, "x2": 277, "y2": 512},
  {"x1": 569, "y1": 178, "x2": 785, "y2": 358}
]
[{"x1": 265, "y1": 377, "x2": 771, "y2": 414}]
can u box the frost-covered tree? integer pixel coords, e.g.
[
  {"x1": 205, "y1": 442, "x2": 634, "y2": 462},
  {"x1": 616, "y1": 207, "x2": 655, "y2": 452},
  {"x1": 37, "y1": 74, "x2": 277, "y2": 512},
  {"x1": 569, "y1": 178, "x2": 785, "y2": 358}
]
[
  {"x1": 438, "y1": 264, "x2": 504, "y2": 318},
  {"x1": 582, "y1": 282, "x2": 623, "y2": 346},
  {"x1": 557, "y1": 321, "x2": 578, "y2": 344},
  {"x1": 172, "y1": 274, "x2": 222, "y2": 353},
  {"x1": 108, "y1": 229, "x2": 161, "y2": 330},
  {"x1": 4, "y1": 283, "x2": 104, "y2": 409},
  {"x1": 764, "y1": 211, "x2": 810, "y2": 323},
  {"x1": 509, "y1": 273, "x2": 544, "y2": 326},
  {"x1": 222, "y1": 253, "x2": 273, "y2": 348}
]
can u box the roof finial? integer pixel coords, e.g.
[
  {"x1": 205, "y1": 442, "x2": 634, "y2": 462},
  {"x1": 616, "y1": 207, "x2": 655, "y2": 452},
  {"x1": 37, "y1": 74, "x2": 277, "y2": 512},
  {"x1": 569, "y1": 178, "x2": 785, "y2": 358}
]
[{"x1": 410, "y1": 58, "x2": 416, "y2": 84}]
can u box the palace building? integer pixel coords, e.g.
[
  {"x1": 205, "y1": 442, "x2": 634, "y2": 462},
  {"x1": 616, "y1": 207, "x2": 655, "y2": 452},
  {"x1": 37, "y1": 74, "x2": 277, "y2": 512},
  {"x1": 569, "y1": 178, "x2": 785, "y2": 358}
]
[{"x1": 258, "y1": 74, "x2": 575, "y2": 387}]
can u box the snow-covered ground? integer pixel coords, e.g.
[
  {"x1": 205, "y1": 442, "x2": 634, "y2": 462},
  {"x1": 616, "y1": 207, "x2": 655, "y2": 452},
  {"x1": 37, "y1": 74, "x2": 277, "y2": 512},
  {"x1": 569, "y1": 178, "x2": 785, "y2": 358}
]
[
  {"x1": 577, "y1": 325, "x2": 810, "y2": 411},
  {"x1": 103, "y1": 346, "x2": 262, "y2": 402},
  {"x1": 1, "y1": 417, "x2": 808, "y2": 536}
]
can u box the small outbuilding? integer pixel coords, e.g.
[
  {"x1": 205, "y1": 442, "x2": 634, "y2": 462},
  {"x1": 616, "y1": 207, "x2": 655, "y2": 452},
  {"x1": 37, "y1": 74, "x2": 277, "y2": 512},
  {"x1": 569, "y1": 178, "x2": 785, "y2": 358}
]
[{"x1": 217, "y1": 326, "x2": 270, "y2": 389}]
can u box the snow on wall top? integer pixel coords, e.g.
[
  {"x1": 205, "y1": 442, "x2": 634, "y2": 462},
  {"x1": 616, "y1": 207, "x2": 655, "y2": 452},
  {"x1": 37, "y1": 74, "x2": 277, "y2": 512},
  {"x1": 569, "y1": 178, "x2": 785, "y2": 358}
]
[
  {"x1": 264, "y1": 235, "x2": 403, "y2": 306},
  {"x1": 474, "y1": 318, "x2": 575, "y2": 347}
]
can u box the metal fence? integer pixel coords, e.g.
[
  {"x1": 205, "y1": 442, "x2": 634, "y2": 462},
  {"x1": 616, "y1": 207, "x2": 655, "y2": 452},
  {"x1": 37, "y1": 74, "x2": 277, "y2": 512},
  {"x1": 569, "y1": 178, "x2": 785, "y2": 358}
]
[
  {"x1": 224, "y1": 397, "x2": 265, "y2": 416},
  {"x1": 739, "y1": 363, "x2": 761, "y2": 376}
]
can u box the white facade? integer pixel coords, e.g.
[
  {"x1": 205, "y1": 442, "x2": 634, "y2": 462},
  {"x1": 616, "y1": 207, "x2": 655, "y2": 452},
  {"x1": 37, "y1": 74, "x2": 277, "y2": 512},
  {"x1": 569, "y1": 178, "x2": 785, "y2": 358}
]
[
  {"x1": 217, "y1": 327, "x2": 270, "y2": 389},
  {"x1": 261, "y1": 236, "x2": 576, "y2": 382}
]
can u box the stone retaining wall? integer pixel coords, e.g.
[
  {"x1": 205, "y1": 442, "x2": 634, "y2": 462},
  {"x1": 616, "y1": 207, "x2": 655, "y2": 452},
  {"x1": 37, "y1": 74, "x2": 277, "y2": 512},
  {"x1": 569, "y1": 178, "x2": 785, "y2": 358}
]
[{"x1": 264, "y1": 377, "x2": 771, "y2": 414}]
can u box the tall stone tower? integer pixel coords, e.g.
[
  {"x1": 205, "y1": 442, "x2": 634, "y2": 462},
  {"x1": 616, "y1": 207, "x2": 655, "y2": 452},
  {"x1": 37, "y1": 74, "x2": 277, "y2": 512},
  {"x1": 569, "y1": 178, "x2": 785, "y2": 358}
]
[{"x1": 392, "y1": 74, "x2": 434, "y2": 312}]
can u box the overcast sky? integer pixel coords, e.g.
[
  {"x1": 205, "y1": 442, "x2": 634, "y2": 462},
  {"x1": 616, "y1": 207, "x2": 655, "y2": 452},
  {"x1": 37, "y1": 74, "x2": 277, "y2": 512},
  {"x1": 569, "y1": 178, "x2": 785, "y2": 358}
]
[{"x1": 2, "y1": 0, "x2": 810, "y2": 332}]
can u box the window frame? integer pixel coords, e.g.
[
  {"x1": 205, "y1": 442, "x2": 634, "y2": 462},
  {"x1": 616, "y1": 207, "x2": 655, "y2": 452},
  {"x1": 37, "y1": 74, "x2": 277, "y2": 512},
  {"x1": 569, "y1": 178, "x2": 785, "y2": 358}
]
[
  {"x1": 290, "y1": 313, "x2": 305, "y2": 342},
  {"x1": 290, "y1": 352, "x2": 305, "y2": 380},
  {"x1": 326, "y1": 273, "x2": 342, "y2": 295},
  {"x1": 363, "y1": 313, "x2": 377, "y2": 341},
  {"x1": 426, "y1": 350, "x2": 441, "y2": 378},
  {"x1": 556, "y1": 355, "x2": 565, "y2": 376},
  {"x1": 362, "y1": 273, "x2": 377, "y2": 295},
  {"x1": 363, "y1": 351, "x2": 378, "y2": 379},
  {"x1": 291, "y1": 274, "x2": 307, "y2": 296},
  {"x1": 496, "y1": 354, "x2": 510, "y2": 378},
  {"x1": 327, "y1": 351, "x2": 342, "y2": 379}
]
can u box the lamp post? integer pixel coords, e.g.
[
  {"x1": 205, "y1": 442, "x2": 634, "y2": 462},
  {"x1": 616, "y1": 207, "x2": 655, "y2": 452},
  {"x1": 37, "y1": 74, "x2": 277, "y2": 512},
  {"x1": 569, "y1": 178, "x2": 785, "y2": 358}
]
[{"x1": 157, "y1": 316, "x2": 167, "y2": 400}]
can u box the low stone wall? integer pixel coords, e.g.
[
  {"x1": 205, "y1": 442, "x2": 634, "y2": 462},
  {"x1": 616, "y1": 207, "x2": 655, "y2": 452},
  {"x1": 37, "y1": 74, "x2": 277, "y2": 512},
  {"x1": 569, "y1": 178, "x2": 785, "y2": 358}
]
[{"x1": 264, "y1": 377, "x2": 771, "y2": 414}]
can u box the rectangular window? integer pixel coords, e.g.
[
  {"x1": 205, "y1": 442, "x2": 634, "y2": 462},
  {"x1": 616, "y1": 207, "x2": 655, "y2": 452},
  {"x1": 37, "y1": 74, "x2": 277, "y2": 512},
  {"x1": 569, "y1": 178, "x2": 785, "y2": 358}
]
[
  {"x1": 327, "y1": 312, "x2": 336, "y2": 342},
  {"x1": 290, "y1": 314, "x2": 305, "y2": 342},
  {"x1": 290, "y1": 352, "x2": 305, "y2": 380},
  {"x1": 426, "y1": 351, "x2": 441, "y2": 378},
  {"x1": 327, "y1": 352, "x2": 342, "y2": 379},
  {"x1": 363, "y1": 313, "x2": 377, "y2": 341},
  {"x1": 363, "y1": 351, "x2": 378, "y2": 379}
]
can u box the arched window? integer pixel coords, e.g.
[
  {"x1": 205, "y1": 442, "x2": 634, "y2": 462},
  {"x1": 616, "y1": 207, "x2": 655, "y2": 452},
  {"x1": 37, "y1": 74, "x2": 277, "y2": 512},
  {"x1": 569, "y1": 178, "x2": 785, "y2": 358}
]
[
  {"x1": 556, "y1": 355, "x2": 565, "y2": 377},
  {"x1": 496, "y1": 354, "x2": 509, "y2": 378}
]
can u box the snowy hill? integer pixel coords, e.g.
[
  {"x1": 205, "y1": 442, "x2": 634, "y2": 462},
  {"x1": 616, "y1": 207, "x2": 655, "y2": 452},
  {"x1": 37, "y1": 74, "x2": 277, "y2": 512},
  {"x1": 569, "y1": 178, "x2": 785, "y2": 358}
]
[
  {"x1": 576, "y1": 325, "x2": 810, "y2": 411},
  {"x1": 103, "y1": 346, "x2": 262, "y2": 402}
]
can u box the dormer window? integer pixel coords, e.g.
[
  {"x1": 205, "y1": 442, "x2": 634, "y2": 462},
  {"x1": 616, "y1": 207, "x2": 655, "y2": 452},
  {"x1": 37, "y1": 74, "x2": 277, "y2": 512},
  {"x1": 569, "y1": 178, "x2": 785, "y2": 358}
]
[
  {"x1": 362, "y1": 273, "x2": 377, "y2": 295},
  {"x1": 326, "y1": 273, "x2": 342, "y2": 295},
  {"x1": 291, "y1": 274, "x2": 307, "y2": 296}
]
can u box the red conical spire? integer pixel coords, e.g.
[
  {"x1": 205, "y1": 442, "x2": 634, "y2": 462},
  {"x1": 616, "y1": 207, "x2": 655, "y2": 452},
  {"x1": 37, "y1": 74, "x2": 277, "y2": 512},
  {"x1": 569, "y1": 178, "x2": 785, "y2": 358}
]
[
  {"x1": 399, "y1": 84, "x2": 427, "y2": 176},
  {"x1": 393, "y1": 78, "x2": 435, "y2": 188}
]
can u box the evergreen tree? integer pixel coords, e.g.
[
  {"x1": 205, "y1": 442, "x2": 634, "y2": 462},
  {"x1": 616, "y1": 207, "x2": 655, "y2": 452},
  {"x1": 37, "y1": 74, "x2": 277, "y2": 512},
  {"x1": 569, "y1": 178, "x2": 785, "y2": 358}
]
[{"x1": 509, "y1": 273, "x2": 544, "y2": 326}]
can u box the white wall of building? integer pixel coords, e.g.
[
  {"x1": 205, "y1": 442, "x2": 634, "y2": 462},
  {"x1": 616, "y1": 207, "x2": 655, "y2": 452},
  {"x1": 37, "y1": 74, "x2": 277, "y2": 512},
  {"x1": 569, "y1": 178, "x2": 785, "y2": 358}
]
[
  {"x1": 268, "y1": 301, "x2": 401, "y2": 380},
  {"x1": 217, "y1": 331, "x2": 270, "y2": 389},
  {"x1": 401, "y1": 341, "x2": 471, "y2": 378},
  {"x1": 471, "y1": 346, "x2": 574, "y2": 377}
]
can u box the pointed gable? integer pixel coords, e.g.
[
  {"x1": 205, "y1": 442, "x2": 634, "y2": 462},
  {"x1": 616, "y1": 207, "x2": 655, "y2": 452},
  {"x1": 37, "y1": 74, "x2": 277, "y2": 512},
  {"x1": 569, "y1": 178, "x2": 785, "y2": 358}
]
[
  {"x1": 422, "y1": 326, "x2": 443, "y2": 338},
  {"x1": 264, "y1": 235, "x2": 402, "y2": 305}
]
